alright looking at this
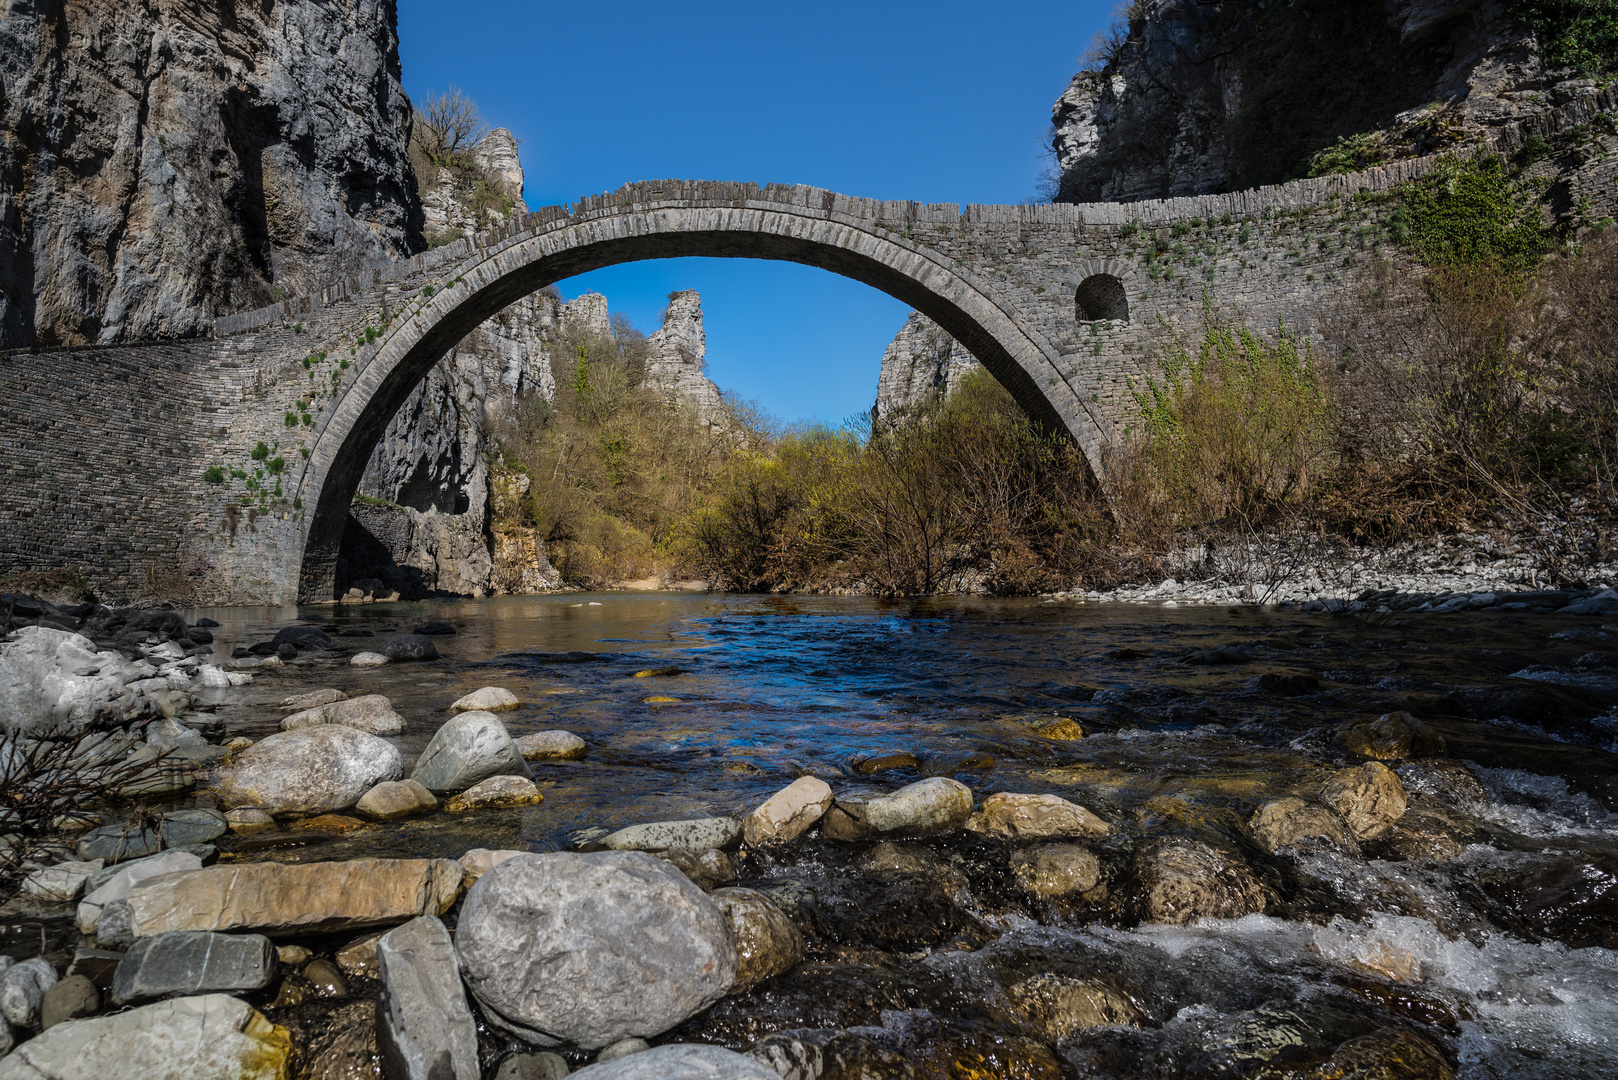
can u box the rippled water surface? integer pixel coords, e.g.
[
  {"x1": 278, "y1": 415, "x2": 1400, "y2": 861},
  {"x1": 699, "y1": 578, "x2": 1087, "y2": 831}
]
[{"x1": 188, "y1": 594, "x2": 1618, "y2": 1078}]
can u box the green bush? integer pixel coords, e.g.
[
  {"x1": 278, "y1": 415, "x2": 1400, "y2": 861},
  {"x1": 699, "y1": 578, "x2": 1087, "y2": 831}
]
[
  {"x1": 203, "y1": 466, "x2": 224, "y2": 484},
  {"x1": 1391, "y1": 154, "x2": 1552, "y2": 272},
  {"x1": 1506, "y1": 0, "x2": 1618, "y2": 73},
  {"x1": 250, "y1": 442, "x2": 269, "y2": 461}
]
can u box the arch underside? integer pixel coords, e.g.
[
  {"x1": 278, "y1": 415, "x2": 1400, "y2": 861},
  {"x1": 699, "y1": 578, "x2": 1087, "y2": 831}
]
[{"x1": 298, "y1": 224, "x2": 1098, "y2": 601}]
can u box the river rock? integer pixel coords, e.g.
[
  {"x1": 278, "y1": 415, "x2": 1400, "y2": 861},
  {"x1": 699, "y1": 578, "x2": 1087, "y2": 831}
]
[
  {"x1": 75, "y1": 809, "x2": 224, "y2": 864},
  {"x1": 351, "y1": 652, "x2": 390, "y2": 667},
  {"x1": 77, "y1": 851, "x2": 204, "y2": 935},
  {"x1": 377, "y1": 917, "x2": 479, "y2": 1080},
  {"x1": 966, "y1": 792, "x2": 1110, "y2": 839},
  {"x1": 273, "y1": 625, "x2": 333, "y2": 652},
  {"x1": 1010, "y1": 844, "x2": 1102, "y2": 900},
  {"x1": 117, "y1": 858, "x2": 463, "y2": 938},
  {"x1": 112, "y1": 932, "x2": 277, "y2": 1005},
  {"x1": 1248, "y1": 797, "x2": 1358, "y2": 854},
  {"x1": 335, "y1": 935, "x2": 383, "y2": 979},
  {"x1": 38, "y1": 976, "x2": 98, "y2": 1030},
  {"x1": 0, "y1": 627, "x2": 145, "y2": 737},
  {"x1": 0, "y1": 959, "x2": 57, "y2": 1027},
  {"x1": 602, "y1": 817, "x2": 742, "y2": 853},
  {"x1": 455, "y1": 851, "x2": 737, "y2": 1049},
  {"x1": 214, "y1": 725, "x2": 404, "y2": 814},
  {"x1": 459, "y1": 849, "x2": 528, "y2": 884},
  {"x1": 654, "y1": 849, "x2": 737, "y2": 890},
  {"x1": 281, "y1": 694, "x2": 405, "y2": 735},
  {"x1": 597, "y1": 1039, "x2": 650, "y2": 1063},
  {"x1": 225, "y1": 808, "x2": 276, "y2": 835},
  {"x1": 410, "y1": 711, "x2": 528, "y2": 792},
  {"x1": 515, "y1": 730, "x2": 588, "y2": 761},
  {"x1": 451, "y1": 686, "x2": 519, "y2": 712},
  {"x1": 1007, "y1": 973, "x2": 1144, "y2": 1041},
  {"x1": 0, "y1": 994, "x2": 291, "y2": 1080},
  {"x1": 711, "y1": 888, "x2": 804, "y2": 991},
  {"x1": 447, "y1": 775, "x2": 543, "y2": 812},
  {"x1": 302, "y1": 959, "x2": 347, "y2": 998},
  {"x1": 383, "y1": 635, "x2": 439, "y2": 662},
  {"x1": 569, "y1": 1045, "x2": 778, "y2": 1079},
  {"x1": 822, "y1": 777, "x2": 973, "y2": 841},
  {"x1": 279, "y1": 688, "x2": 348, "y2": 711},
  {"x1": 1319, "y1": 762, "x2": 1408, "y2": 840},
  {"x1": 21, "y1": 858, "x2": 102, "y2": 901},
  {"x1": 1336, "y1": 712, "x2": 1447, "y2": 761},
  {"x1": 742, "y1": 776, "x2": 834, "y2": 845},
  {"x1": 356, "y1": 779, "x2": 438, "y2": 820},
  {"x1": 495, "y1": 1053, "x2": 571, "y2": 1080},
  {"x1": 1133, "y1": 840, "x2": 1270, "y2": 925}
]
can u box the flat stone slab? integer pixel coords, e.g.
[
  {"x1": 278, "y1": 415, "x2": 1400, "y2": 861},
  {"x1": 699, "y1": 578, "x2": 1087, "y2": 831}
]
[
  {"x1": 112, "y1": 931, "x2": 277, "y2": 1005},
  {"x1": 601, "y1": 817, "x2": 742, "y2": 853},
  {"x1": 376, "y1": 917, "x2": 479, "y2": 1080}
]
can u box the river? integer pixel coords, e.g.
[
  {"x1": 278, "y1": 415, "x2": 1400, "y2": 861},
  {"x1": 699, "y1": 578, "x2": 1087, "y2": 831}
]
[{"x1": 185, "y1": 594, "x2": 1618, "y2": 1077}]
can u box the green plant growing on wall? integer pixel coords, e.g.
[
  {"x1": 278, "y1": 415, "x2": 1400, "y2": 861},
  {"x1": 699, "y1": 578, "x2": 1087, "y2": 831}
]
[
  {"x1": 203, "y1": 466, "x2": 224, "y2": 484},
  {"x1": 285, "y1": 412, "x2": 298, "y2": 427},
  {"x1": 267, "y1": 457, "x2": 286, "y2": 475},
  {"x1": 251, "y1": 442, "x2": 269, "y2": 461},
  {"x1": 1505, "y1": 0, "x2": 1618, "y2": 73},
  {"x1": 1391, "y1": 154, "x2": 1552, "y2": 272}
]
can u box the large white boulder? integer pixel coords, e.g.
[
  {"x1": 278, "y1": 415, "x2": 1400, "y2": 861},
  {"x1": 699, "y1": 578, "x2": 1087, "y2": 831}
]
[
  {"x1": 0, "y1": 628, "x2": 148, "y2": 735},
  {"x1": 214, "y1": 725, "x2": 403, "y2": 814},
  {"x1": 455, "y1": 852, "x2": 736, "y2": 1050}
]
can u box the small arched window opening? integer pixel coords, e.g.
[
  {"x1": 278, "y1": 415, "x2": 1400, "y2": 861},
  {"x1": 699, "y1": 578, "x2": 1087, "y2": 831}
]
[{"x1": 1075, "y1": 274, "x2": 1129, "y2": 323}]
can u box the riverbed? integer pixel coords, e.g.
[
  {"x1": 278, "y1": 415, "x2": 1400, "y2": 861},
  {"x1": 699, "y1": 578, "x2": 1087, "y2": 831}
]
[{"x1": 62, "y1": 595, "x2": 1618, "y2": 1076}]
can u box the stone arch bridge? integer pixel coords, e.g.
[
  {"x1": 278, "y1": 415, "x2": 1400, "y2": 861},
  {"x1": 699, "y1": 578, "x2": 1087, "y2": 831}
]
[{"x1": 1, "y1": 166, "x2": 1446, "y2": 603}]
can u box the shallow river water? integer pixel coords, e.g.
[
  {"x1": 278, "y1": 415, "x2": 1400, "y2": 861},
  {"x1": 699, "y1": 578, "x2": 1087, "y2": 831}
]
[{"x1": 167, "y1": 596, "x2": 1618, "y2": 1076}]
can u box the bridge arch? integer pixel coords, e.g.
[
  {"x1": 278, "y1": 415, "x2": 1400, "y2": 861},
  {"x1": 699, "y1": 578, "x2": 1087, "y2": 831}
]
[{"x1": 291, "y1": 184, "x2": 1111, "y2": 600}]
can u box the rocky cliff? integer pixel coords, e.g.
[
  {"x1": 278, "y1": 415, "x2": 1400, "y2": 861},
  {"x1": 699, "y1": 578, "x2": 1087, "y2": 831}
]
[
  {"x1": 0, "y1": 0, "x2": 421, "y2": 348},
  {"x1": 871, "y1": 312, "x2": 981, "y2": 428},
  {"x1": 1050, "y1": 0, "x2": 1592, "y2": 202},
  {"x1": 645, "y1": 290, "x2": 727, "y2": 426}
]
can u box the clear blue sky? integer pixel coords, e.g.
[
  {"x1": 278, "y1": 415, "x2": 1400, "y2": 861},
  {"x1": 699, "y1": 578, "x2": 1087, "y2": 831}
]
[{"x1": 396, "y1": 0, "x2": 1113, "y2": 425}]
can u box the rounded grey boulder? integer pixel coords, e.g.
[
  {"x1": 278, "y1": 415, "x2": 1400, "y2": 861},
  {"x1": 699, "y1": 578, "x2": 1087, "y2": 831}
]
[
  {"x1": 214, "y1": 724, "x2": 403, "y2": 814},
  {"x1": 384, "y1": 634, "x2": 439, "y2": 662},
  {"x1": 411, "y1": 711, "x2": 528, "y2": 793},
  {"x1": 455, "y1": 852, "x2": 737, "y2": 1050},
  {"x1": 569, "y1": 1044, "x2": 778, "y2": 1079}
]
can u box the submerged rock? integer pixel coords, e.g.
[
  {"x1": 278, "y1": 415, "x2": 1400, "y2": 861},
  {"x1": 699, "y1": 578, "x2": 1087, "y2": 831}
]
[
  {"x1": 1007, "y1": 973, "x2": 1144, "y2": 1041},
  {"x1": 966, "y1": 792, "x2": 1110, "y2": 840},
  {"x1": 1133, "y1": 840, "x2": 1270, "y2": 925},
  {"x1": 383, "y1": 634, "x2": 439, "y2": 662},
  {"x1": 410, "y1": 711, "x2": 528, "y2": 793},
  {"x1": 654, "y1": 848, "x2": 737, "y2": 890},
  {"x1": 117, "y1": 858, "x2": 462, "y2": 938},
  {"x1": 1010, "y1": 844, "x2": 1103, "y2": 900},
  {"x1": 711, "y1": 888, "x2": 804, "y2": 991},
  {"x1": 455, "y1": 852, "x2": 737, "y2": 1050},
  {"x1": 377, "y1": 916, "x2": 480, "y2": 1080},
  {"x1": 743, "y1": 776, "x2": 834, "y2": 845},
  {"x1": 1336, "y1": 712, "x2": 1447, "y2": 761},
  {"x1": 1248, "y1": 797, "x2": 1357, "y2": 855},
  {"x1": 1319, "y1": 762, "x2": 1408, "y2": 841},
  {"x1": 214, "y1": 725, "x2": 403, "y2": 814},
  {"x1": 822, "y1": 777, "x2": 973, "y2": 841},
  {"x1": 279, "y1": 688, "x2": 348, "y2": 711},
  {"x1": 0, "y1": 994, "x2": 291, "y2": 1080}
]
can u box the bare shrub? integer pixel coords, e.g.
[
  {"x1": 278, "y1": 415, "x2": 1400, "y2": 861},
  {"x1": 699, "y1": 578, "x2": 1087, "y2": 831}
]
[{"x1": 417, "y1": 87, "x2": 488, "y2": 164}]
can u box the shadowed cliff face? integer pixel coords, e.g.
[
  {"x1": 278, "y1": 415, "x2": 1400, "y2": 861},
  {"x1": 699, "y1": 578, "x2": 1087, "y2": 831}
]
[
  {"x1": 0, "y1": 0, "x2": 422, "y2": 348},
  {"x1": 1051, "y1": 0, "x2": 1555, "y2": 203}
]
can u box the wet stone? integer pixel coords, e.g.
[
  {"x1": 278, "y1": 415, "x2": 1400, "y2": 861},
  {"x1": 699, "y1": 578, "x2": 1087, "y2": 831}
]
[
  {"x1": 1010, "y1": 843, "x2": 1102, "y2": 900},
  {"x1": 743, "y1": 776, "x2": 834, "y2": 845},
  {"x1": 1319, "y1": 761, "x2": 1408, "y2": 841},
  {"x1": 596, "y1": 1038, "x2": 650, "y2": 1062},
  {"x1": 1008, "y1": 973, "x2": 1144, "y2": 1041},
  {"x1": 653, "y1": 848, "x2": 737, "y2": 890},
  {"x1": 356, "y1": 778, "x2": 438, "y2": 821},
  {"x1": 602, "y1": 816, "x2": 743, "y2": 853},
  {"x1": 1336, "y1": 712, "x2": 1447, "y2": 761},
  {"x1": 302, "y1": 958, "x2": 348, "y2": 998},
  {"x1": 966, "y1": 792, "x2": 1110, "y2": 840},
  {"x1": 446, "y1": 774, "x2": 543, "y2": 812},
  {"x1": 822, "y1": 777, "x2": 974, "y2": 841},
  {"x1": 383, "y1": 634, "x2": 439, "y2": 662},
  {"x1": 1133, "y1": 839, "x2": 1271, "y2": 926},
  {"x1": 495, "y1": 1052, "x2": 572, "y2": 1080},
  {"x1": 851, "y1": 751, "x2": 919, "y2": 775},
  {"x1": 1248, "y1": 797, "x2": 1358, "y2": 855},
  {"x1": 568, "y1": 1045, "x2": 778, "y2": 1079},
  {"x1": 112, "y1": 931, "x2": 277, "y2": 1005},
  {"x1": 515, "y1": 730, "x2": 588, "y2": 761},
  {"x1": 712, "y1": 888, "x2": 805, "y2": 991}
]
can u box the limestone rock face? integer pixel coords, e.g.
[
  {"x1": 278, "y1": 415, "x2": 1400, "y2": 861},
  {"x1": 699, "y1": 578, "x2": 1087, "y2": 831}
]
[
  {"x1": 0, "y1": 0, "x2": 420, "y2": 349},
  {"x1": 871, "y1": 312, "x2": 981, "y2": 427},
  {"x1": 1050, "y1": 0, "x2": 1553, "y2": 203},
  {"x1": 118, "y1": 858, "x2": 462, "y2": 938},
  {"x1": 214, "y1": 725, "x2": 404, "y2": 814},
  {"x1": 643, "y1": 290, "x2": 726, "y2": 426},
  {"x1": 455, "y1": 852, "x2": 737, "y2": 1050}
]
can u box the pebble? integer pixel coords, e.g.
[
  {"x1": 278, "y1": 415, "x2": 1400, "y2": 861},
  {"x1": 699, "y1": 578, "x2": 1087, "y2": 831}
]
[
  {"x1": 597, "y1": 1039, "x2": 651, "y2": 1062},
  {"x1": 225, "y1": 808, "x2": 277, "y2": 835},
  {"x1": 303, "y1": 958, "x2": 348, "y2": 998},
  {"x1": 495, "y1": 1052, "x2": 572, "y2": 1080},
  {"x1": 276, "y1": 945, "x2": 313, "y2": 966}
]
